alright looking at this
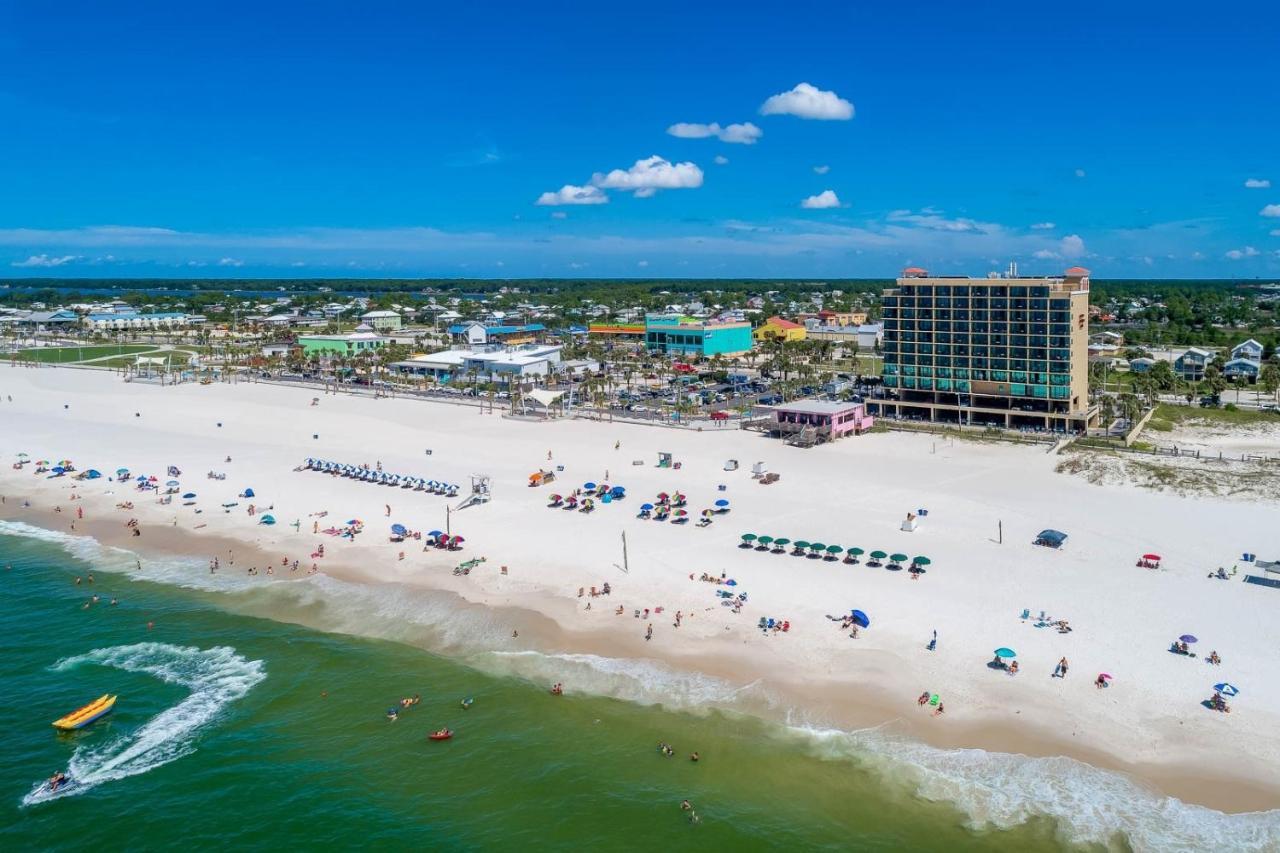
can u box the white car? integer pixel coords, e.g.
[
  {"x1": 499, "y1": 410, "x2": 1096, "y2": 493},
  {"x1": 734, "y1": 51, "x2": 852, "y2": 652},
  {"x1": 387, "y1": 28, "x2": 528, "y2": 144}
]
[{"x1": 629, "y1": 404, "x2": 648, "y2": 413}]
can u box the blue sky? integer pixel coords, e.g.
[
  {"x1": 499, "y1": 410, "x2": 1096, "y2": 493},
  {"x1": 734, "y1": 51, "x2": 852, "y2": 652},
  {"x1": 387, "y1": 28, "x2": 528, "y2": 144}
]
[{"x1": 1, "y1": 1, "x2": 1278, "y2": 278}]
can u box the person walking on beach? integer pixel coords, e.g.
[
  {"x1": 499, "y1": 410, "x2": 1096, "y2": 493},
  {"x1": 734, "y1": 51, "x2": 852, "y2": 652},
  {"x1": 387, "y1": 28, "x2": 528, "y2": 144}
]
[
  {"x1": 385, "y1": 504, "x2": 391, "y2": 517},
  {"x1": 1056, "y1": 657, "x2": 1069, "y2": 678},
  {"x1": 927, "y1": 629, "x2": 937, "y2": 651},
  {"x1": 645, "y1": 623, "x2": 653, "y2": 641}
]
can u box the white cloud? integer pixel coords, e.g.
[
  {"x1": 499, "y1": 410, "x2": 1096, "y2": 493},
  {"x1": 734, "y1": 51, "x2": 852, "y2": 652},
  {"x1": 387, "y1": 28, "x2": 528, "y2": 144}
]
[
  {"x1": 1192, "y1": 251, "x2": 1206, "y2": 260},
  {"x1": 1225, "y1": 246, "x2": 1260, "y2": 259},
  {"x1": 1033, "y1": 234, "x2": 1087, "y2": 260},
  {"x1": 218, "y1": 257, "x2": 244, "y2": 267},
  {"x1": 1245, "y1": 178, "x2": 1270, "y2": 188},
  {"x1": 666, "y1": 122, "x2": 762, "y2": 145},
  {"x1": 535, "y1": 184, "x2": 608, "y2": 206},
  {"x1": 1270, "y1": 229, "x2": 1280, "y2": 237},
  {"x1": 637, "y1": 260, "x2": 649, "y2": 267},
  {"x1": 800, "y1": 190, "x2": 842, "y2": 209},
  {"x1": 713, "y1": 155, "x2": 729, "y2": 166},
  {"x1": 887, "y1": 209, "x2": 988, "y2": 233},
  {"x1": 591, "y1": 155, "x2": 703, "y2": 197},
  {"x1": 813, "y1": 165, "x2": 830, "y2": 175},
  {"x1": 11, "y1": 253, "x2": 78, "y2": 267},
  {"x1": 550, "y1": 211, "x2": 568, "y2": 219},
  {"x1": 1260, "y1": 204, "x2": 1280, "y2": 217},
  {"x1": 759, "y1": 82, "x2": 854, "y2": 120},
  {"x1": 1074, "y1": 168, "x2": 1086, "y2": 178},
  {"x1": 1031, "y1": 222, "x2": 1055, "y2": 230},
  {"x1": 568, "y1": 262, "x2": 587, "y2": 269}
]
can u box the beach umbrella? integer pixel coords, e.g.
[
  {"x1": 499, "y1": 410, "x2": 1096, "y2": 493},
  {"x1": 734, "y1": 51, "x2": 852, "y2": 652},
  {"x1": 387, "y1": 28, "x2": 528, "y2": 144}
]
[
  {"x1": 793, "y1": 540, "x2": 810, "y2": 549},
  {"x1": 17, "y1": 452, "x2": 29, "y2": 458},
  {"x1": 994, "y1": 647, "x2": 1017, "y2": 659},
  {"x1": 1143, "y1": 553, "x2": 1161, "y2": 561},
  {"x1": 643, "y1": 503, "x2": 656, "y2": 511},
  {"x1": 260, "y1": 514, "x2": 276, "y2": 525},
  {"x1": 809, "y1": 542, "x2": 826, "y2": 552},
  {"x1": 136, "y1": 475, "x2": 147, "y2": 481},
  {"x1": 1215, "y1": 683, "x2": 1239, "y2": 697},
  {"x1": 702, "y1": 509, "x2": 714, "y2": 517},
  {"x1": 428, "y1": 530, "x2": 443, "y2": 537},
  {"x1": 757, "y1": 536, "x2": 774, "y2": 545},
  {"x1": 715, "y1": 499, "x2": 730, "y2": 507},
  {"x1": 1098, "y1": 673, "x2": 1113, "y2": 681},
  {"x1": 391, "y1": 523, "x2": 408, "y2": 536},
  {"x1": 826, "y1": 545, "x2": 843, "y2": 555},
  {"x1": 912, "y1": 556, "x2": 931, "y2": 566},
  {"x1": 869, "y1": 550, "x2": 887, "y2": 560},
  {"x1": 1179, "y1": 634, "x2": 1198, "y2": 644},
  {"x1": 741, "y1": 534, "x2": 757, "y2": 543},
  {"x1": 584, "y1": 482, "x2": 597, "y2": 490},
  {"x1": 674, "y1": 509, "x2": 687, "y2": 516},
  {"x1": 37, "y1": 459, "x2": 50, "y2": 465},
  {"x1": 657, "y1": 492, "x2": 670, "y2": 500},
  {"x1": 890, "y1": 553, "x2": 908, "y2": 564},
  {"x1": 851, "y1": 609, "x2": 870, "y2": 628},
  {"x1": 848, "y1": 547, "x2": 865, "y2": 556},
  {"x1": 773, "y1": 538, "x2": 790, "y2": 547},
  {"x1": 116, "y1": 467, "x2": 129, "y2": 475},
  {"x1": 452, "y1": 536, "x2": 465, "y2": 543},
  {"x1": 52, "y1": 467, "x2": 65, "y2": 474},
  {"x1": 166, "y1": 480, "x2": 179, "y2": 487},
  {"x1": 182, "y1": 492, "x2": 196, "y2": 499}
]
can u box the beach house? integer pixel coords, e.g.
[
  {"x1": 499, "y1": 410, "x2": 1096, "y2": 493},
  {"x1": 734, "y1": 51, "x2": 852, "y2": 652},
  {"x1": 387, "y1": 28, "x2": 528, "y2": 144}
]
[
  {"x1": 448, "y1": 321, "x2": 545, "y2": 346},
  {"x1": 644, "y1": 314, "x2": 753, "y2": 356},
  {"x1": 359, "y1": 310, "x2": 403, "y2": 331},
  {"x1": 1173, "y1": 347, "x2": 1213, "y2": 380},
  {"x1": 1223, "y1": 358, "x2": 1261, "y2": 382},
  {"x1": 1231, "y1": 338, "x2": 1264, "y2": 362},
  {"x1": 391, "y1": 343, "x2": 562, "y2": 385}
]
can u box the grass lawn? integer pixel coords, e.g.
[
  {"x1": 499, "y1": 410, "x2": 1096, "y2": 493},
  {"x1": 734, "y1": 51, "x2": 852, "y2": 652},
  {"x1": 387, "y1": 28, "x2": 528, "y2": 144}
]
[
  {"x1": 1154, "y1": 402, "x2": 1280, "y2": 427},
  {"x1": 12, "y1": 344, "x2": 156, "y2": 364}
]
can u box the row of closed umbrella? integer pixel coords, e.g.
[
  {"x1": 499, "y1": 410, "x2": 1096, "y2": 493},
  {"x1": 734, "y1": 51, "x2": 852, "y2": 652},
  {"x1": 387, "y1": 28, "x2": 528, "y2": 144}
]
[{"x1": 739, "y1": 535, "x2": 931, "y2": 567}]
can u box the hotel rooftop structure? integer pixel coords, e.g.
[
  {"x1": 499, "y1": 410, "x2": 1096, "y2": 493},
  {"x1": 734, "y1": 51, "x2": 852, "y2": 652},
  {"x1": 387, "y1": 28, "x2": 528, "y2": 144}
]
[{"x1": 871, "y1": 266, "x2": 1098, "y2": 432}]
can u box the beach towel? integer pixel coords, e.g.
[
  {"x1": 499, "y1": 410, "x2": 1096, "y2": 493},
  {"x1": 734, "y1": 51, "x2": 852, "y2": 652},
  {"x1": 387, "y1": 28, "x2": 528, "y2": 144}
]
[{"x1": 929, "y1": 694, "x2": 939, "y2": 706}]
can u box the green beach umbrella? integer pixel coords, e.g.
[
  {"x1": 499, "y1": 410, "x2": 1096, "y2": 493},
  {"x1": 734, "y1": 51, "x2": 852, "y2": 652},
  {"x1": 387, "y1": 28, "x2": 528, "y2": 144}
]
[
  {"x1": 757, "y1": 535, "x2": 774, "y2": 545},
  {"x1": 849, "y1": 547, "x2": 865, "y2": 556},
  {"x1": 741, "y1": 534, "x2": 757, "y2": 542},
  {"x1": 826, "y1": 545, "x2": 843, "y2": 554},
  {"x1": 793, "y1": 540, "x2": 810, "y2": 549},
  {"x1": 890, "y1": 553, "x2": 908, "y2": 564},
  {"x1": 869, "y1": 550, "x2": 887, "y2": 560},
  {"x1": 773, "y1": 538, "x2": 790, "y2": 547},
  {"x1": 809, "y1": 542, "x2": 826, "y2": 552},
  {"x1": 912, "y1": 556, "x2": 931, "y2": 566}
]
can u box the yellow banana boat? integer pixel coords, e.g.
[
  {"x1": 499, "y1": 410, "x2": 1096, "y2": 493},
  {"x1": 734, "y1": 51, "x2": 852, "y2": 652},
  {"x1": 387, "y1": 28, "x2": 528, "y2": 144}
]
[{"x1": 52, "y1": 694, "x2": 116, "y2": 731}]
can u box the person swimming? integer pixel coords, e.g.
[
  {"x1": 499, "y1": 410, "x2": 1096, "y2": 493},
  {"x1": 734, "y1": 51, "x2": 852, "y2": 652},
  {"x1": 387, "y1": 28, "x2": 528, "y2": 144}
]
[{"x1": 386, "y1": 708, "x2": 398, "y2": 721}]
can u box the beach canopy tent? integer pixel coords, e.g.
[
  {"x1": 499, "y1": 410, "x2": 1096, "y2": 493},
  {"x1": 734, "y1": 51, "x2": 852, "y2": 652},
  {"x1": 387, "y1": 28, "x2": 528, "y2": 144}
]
[
  {"x1": 851, "y1": 609, "x2": 870, "y2": 628},
  {"x1": 260, "y1": 514, "x2": 276, "y2": 525},
  {"x1": 525, "y1": 388, "x2": 566, "y2": 409},
  {"x1": 85, "y1": 469, "x2": 101, "y2": 479},
  {"x1": 1035, "y1": 529, "x2": 1068, "y2": 548},
  {"x1": 391, "y1": 523, "x2": 408, "y2": 536},
  {"x1": 243, "y1": 488, "x2": 256, "y2": 498}
]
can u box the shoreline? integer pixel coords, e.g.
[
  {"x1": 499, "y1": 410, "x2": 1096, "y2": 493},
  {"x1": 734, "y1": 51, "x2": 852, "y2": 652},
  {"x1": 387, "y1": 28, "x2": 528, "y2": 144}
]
[
  {"x1": 3, "y1": 496, "x2": 1277, "y2": 815},
  {"x1": 3, "y1": 365, "x2": 1279, "y2": 823}
]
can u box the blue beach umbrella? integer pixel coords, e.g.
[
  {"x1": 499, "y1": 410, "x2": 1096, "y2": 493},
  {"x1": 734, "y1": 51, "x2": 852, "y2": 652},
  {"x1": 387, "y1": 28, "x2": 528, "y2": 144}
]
[
  {"x1": 584, "y1": 482, "x2": 597, "y2": 490},
  {"x1": 1179, "y1": 635, "x2": 1198, "y2": 644},
  {"x1": 166, "y1": 480, "x2": 180, "y2": 487},
  {"x1": 182, "y1": 492, "x2": 197, "y2": 499},
  {"x1": 851, "y1": 609, "x2": 870, "y2": 628},
  {"x1": 116, "y1": 468, "x2": 129, "y2": 475},
  {"x1": 994, "y1": 647, "x2": 1017, "y2": 659},
  {"x1": 391, "y1": 523, "x2": 408, "y2": 536},
  {"x1": 715, "y1": 499, "x2": 729, "y2": 507},
  {"x1": 1215, "y1": 683, "x2": 1239, "y2": 697},
  {"x1": 428, "y1": 530, "x2": 443, "y2": 537},
  {"x1": 641, "y1": 503, "x2": 654, "y2": 511}
]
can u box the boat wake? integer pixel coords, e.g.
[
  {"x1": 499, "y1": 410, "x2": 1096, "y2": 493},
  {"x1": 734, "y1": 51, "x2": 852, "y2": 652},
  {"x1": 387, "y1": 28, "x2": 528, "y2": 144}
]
[{"x1": 21, "y1": 643, "x2": 265, "y2": 807}]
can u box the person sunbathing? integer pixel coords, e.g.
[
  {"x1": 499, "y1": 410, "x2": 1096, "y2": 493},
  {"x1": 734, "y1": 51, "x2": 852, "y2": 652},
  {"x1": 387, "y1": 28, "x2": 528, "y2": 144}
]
[
  {"x1": 1208, "y1": 651, "x2": 1222, "y2": 665},
  {"x1": 918, "y1": 691, "x2": 931, "y2": 706}
]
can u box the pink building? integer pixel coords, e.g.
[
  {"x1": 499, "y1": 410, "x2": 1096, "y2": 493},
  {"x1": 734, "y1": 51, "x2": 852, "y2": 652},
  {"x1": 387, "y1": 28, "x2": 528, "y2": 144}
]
[{"x1": 770, "y1": 400, "x2": 874, "y2": 445}]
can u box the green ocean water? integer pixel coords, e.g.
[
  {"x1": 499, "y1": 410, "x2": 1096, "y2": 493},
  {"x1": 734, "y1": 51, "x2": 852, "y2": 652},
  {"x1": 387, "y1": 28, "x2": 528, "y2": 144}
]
[{"x1": 0, "y1": 525, "x2": 1272, "y2": 852}]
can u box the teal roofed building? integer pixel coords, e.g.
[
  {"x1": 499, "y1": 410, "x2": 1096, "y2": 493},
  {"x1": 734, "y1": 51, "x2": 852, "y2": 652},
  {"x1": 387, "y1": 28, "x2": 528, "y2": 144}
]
[{"x1": 643, "y1": 314, "x2": 752, "y2": 356}]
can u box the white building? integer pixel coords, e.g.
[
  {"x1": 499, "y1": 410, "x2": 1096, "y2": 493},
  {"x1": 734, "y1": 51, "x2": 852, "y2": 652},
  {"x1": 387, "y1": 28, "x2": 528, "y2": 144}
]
[{"x1": 391, "y1": 343, "x2": 562, "y2": 385}]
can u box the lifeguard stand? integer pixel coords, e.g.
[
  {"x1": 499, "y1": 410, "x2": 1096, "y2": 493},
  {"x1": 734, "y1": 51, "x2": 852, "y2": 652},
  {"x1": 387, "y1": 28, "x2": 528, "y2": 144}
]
[{"x1": 455, "y1": 474, "x2": 492, "y2": 510}]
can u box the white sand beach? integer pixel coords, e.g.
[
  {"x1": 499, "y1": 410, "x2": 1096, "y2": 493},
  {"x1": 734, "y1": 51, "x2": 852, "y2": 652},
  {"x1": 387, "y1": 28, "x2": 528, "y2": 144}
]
[{"x1": 3, "y1": 364, "x2": 1279, "y2": 814}]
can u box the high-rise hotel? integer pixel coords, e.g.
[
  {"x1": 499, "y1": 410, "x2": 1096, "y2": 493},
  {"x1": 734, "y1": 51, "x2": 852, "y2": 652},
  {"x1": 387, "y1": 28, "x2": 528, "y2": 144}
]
[{"x1": 873, "y1": 266, "x2": 1097, "y2": 432}]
